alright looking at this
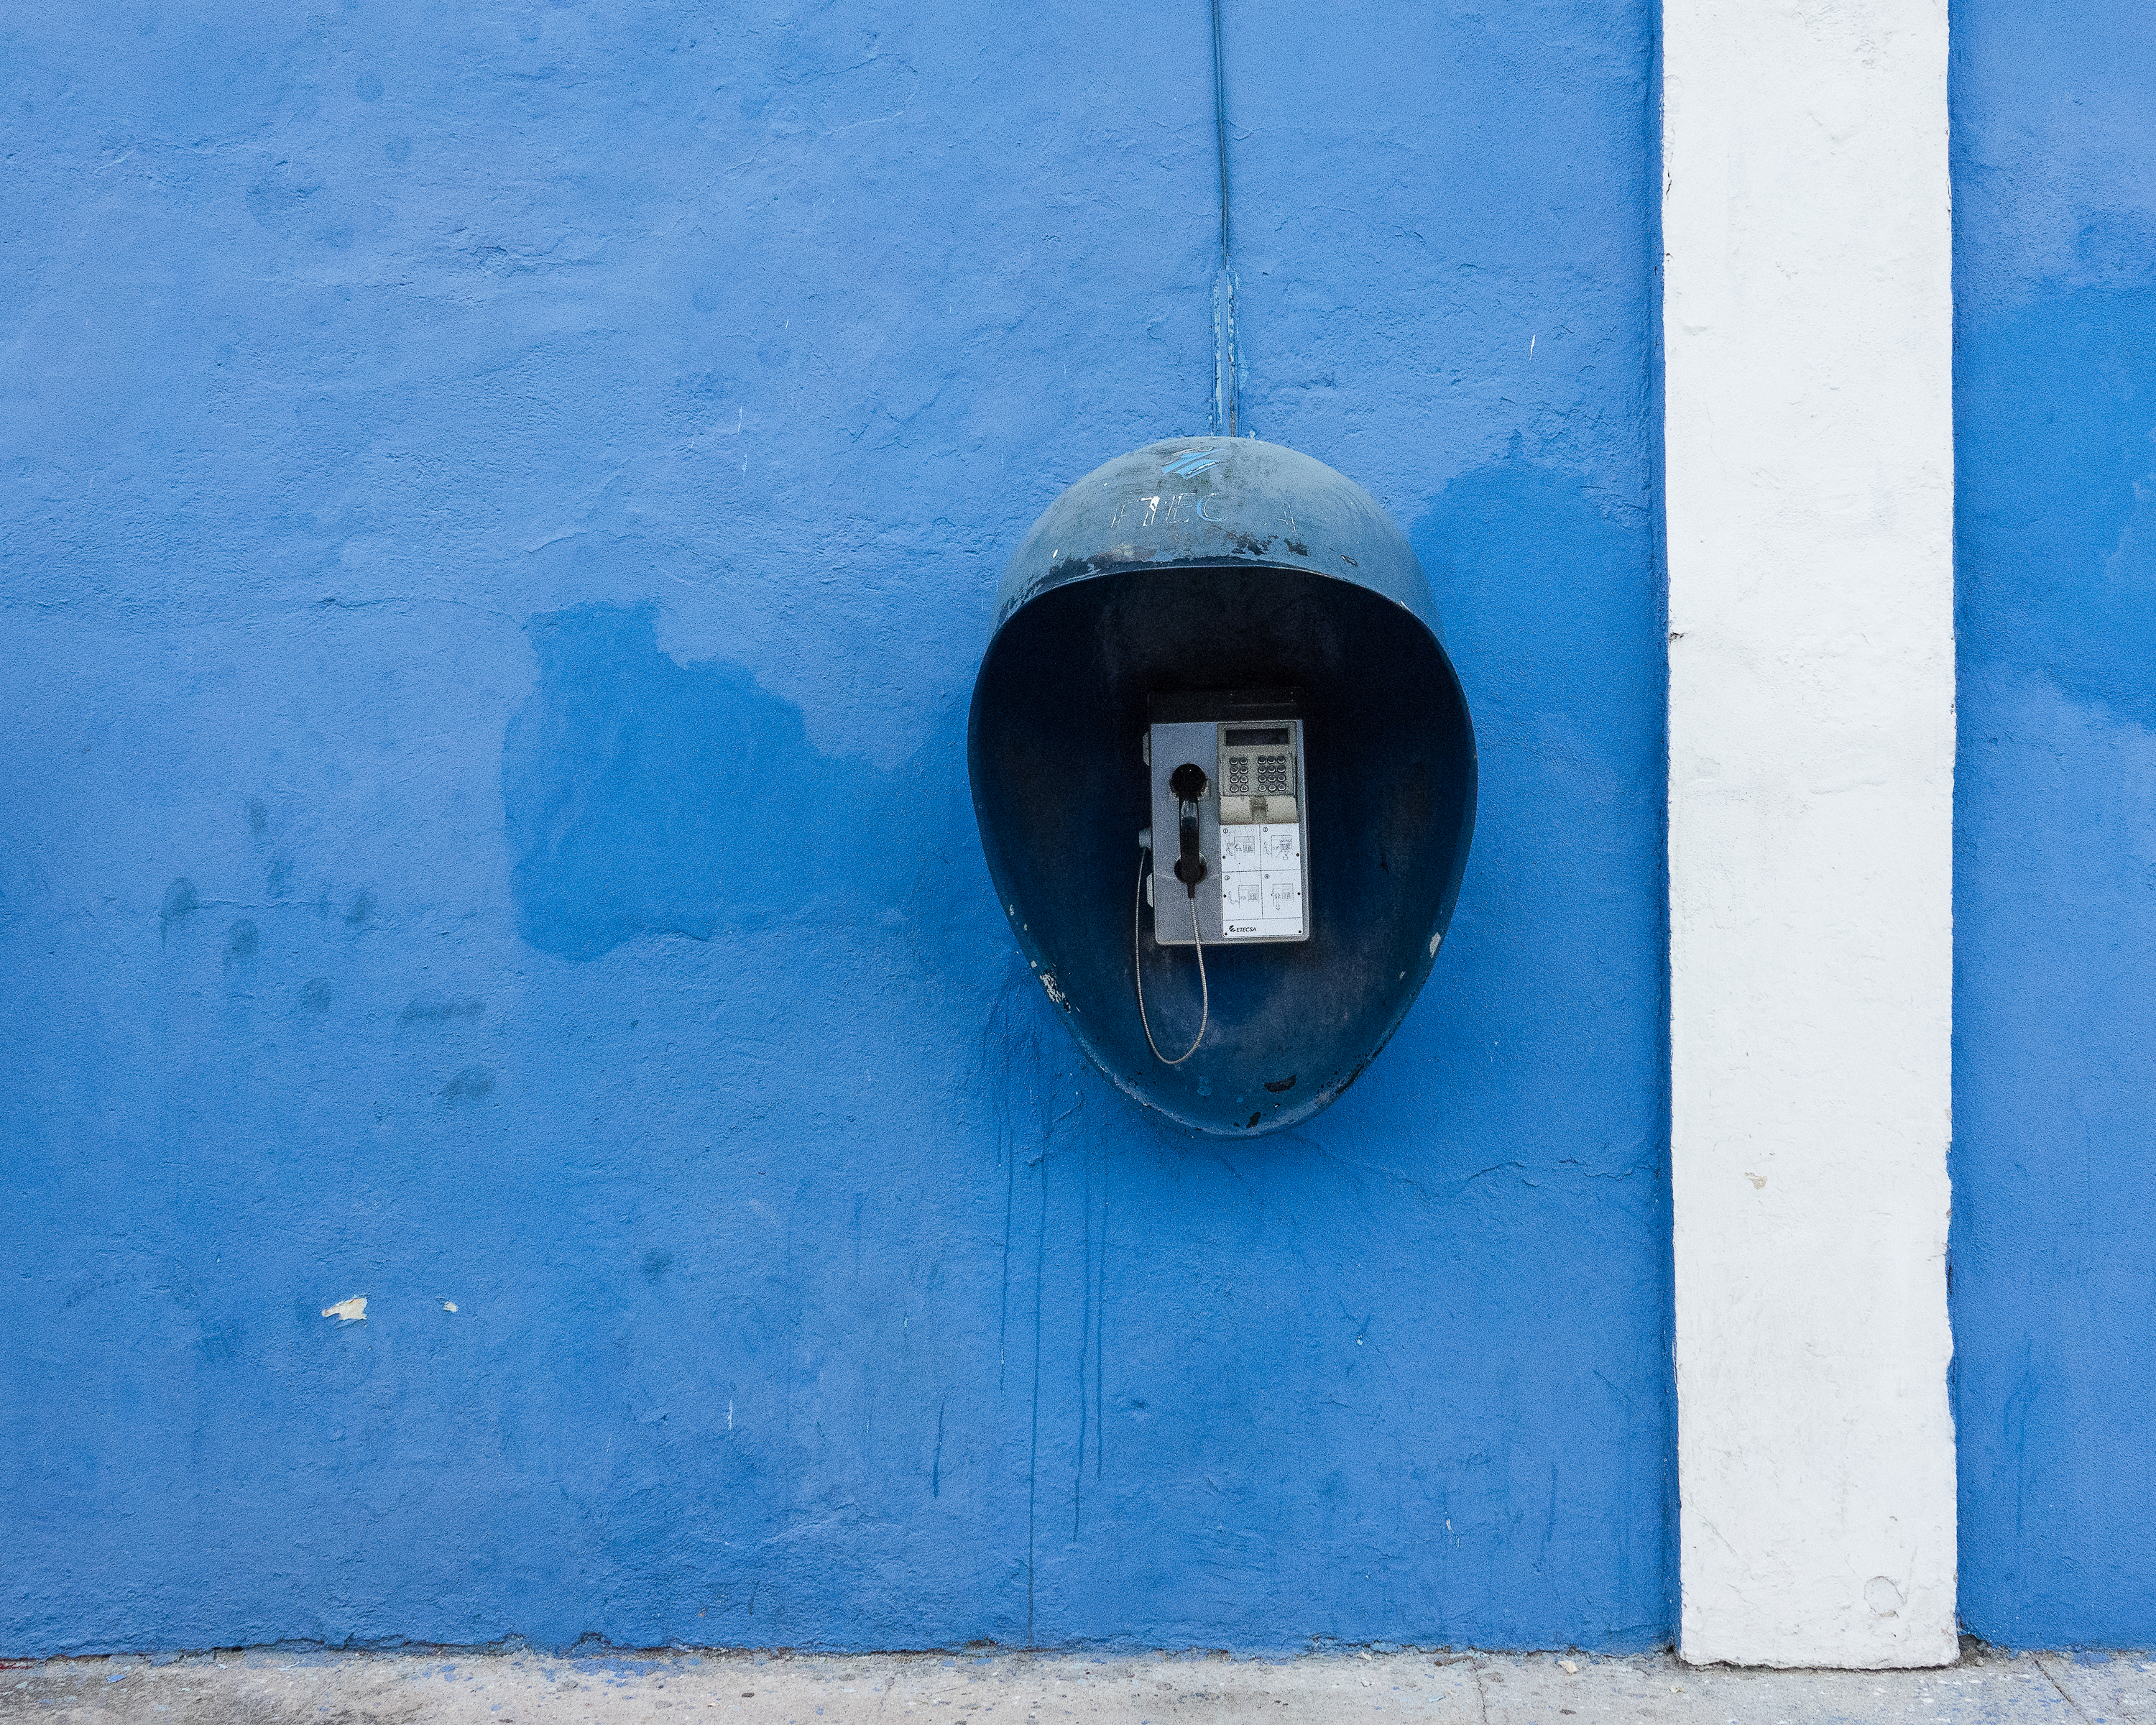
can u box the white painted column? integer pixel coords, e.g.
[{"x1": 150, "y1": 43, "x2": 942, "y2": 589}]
[{"x1": 1663, "y1": 0, "x2": 1958, "y2": 1670}]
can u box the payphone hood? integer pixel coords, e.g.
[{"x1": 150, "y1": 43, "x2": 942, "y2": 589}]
[{"x1": 995, "y1": 437, "x2": 1444, "y2": 643}]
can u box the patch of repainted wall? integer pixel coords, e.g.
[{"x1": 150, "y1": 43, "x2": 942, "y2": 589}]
[
  {"x1": 1952, "y1": 0, "x2": 2156, "y2": 1648},
  {"x1": 0, "y1": 0, "x2": 1668, "y2": 1653},
  {"x1": 504, "y1": 604, "x2": 944, "y2": 962},
  {"x1": 1664, "y1": 0, "x2": 1958, "y2": 1668}
]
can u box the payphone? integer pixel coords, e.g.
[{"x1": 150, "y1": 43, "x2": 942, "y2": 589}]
[
  {"x1": 967, "y1": 437, "x2": 1476, "y2": 1136},
  {"x1": 1146, "y1": 692, "x2": 1309, "y2": 949},
  {"x1": 1137, "y1": 692, "x2": 1312, "y2": 1063}
]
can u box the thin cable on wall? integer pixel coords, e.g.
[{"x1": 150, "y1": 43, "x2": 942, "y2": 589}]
[
  {"x1": 1135, "y1": 847, "x2": 1208, "y2": 1064},
  {"x1": 1209, "y1": 0, "x2": 1241, "y2": 438}
]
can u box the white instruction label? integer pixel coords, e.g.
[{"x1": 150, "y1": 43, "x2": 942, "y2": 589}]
[{"x1": 1218, "y1": 822, "x2": 1305, "y2": 939}]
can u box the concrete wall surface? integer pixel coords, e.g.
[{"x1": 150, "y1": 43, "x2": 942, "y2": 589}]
[
  {"x1": 1950, "y1": 0, "x2": 2156, "y2": 1650},
  {"x1": 0, "y1": 0, "x2": 1669, "y2": 1655}
]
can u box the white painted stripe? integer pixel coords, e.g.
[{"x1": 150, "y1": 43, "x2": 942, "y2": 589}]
[{"x1": 1663, "y1": 0, "x2": 1957, "y2": 1670}]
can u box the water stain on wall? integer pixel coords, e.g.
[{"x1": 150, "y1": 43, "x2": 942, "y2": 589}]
[
  {"x1": 160, "y1": 878, "x2": 197, "y2": 943},
  {"x1": 400, "y1": 991, "x2": 483, "y2": 1025},
  {"x1": 441, "y1": 1064, "x2": 495, "y2": 1103}
]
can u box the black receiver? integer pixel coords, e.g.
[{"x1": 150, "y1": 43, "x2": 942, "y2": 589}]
[{"x1": 1169, "y1": 763, "x2": 1209, "y2": 893}]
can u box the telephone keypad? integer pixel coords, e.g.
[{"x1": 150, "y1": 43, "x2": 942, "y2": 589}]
[{"x1": 1215, "y1": 726, "x2": 1306, "y2": 941}]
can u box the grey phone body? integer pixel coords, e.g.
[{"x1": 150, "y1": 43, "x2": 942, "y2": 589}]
[{"x1": 1149, "y1": 712, "x2": 1310, "y2": 947}]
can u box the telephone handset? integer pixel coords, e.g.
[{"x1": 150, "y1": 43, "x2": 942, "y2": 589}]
[
  {"x1": 1169, "y1": 762, "x2": 1210, "y2": 891},
  {"x1": 1136, "y1": 692, "x2": 1310, "y2": 1063}
]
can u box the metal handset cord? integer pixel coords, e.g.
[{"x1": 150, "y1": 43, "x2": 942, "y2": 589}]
[{"x1": 1135, "y1": 843, "x2": 1208, "y2": 1065}]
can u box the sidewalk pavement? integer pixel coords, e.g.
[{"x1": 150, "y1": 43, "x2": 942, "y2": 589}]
[{"x1": 1, "y1": 1642, "x2": 2145, "y2": 1725}]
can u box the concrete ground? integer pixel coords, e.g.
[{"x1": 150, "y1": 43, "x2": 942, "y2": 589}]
[{"x1": 1, "y1": 1644, "x2": 2149, "y2": 1725}]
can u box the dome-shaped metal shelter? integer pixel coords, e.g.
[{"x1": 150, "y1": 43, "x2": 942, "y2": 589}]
[{"x1": 967, "y1": 437, "x2": 1475, "y2": 1135}]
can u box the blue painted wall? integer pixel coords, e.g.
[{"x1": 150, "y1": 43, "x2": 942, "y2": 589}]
[
  {"x1": 0, "y1": 0, "x2": 1669, "y2": 1653},
  {"x1": 1952, "y1": 0, "x2": 2156, "y2": 1648}
]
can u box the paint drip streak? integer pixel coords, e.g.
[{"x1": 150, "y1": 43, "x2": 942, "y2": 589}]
[
  {"x1": 1074, "y1": 1140, "x2": 1092, "y2": 1540},
  {"x1": 1095, "y1": 1164, "x2": 1112, "y2": 1492},
  {"x1": 999, "y1": 1098, "x2": 1017, "y2": 1390},
  {"x1": 1026, "y1": 1154, "x2": 1047, "y2": 1647},
  {"x1": 1095, "y1": 1166, "x2": 1107, "y2": 1481}
]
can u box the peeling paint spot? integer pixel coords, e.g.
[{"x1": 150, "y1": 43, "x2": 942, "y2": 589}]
[
  {"x1": 1745, "y1": 1172, "x2": 1766, "y2": 1190},
  {"x1": 322, "y1": 1297, "x2": 367, "y2": 1322},
  {"x1": 443, "y1": 1302, "x2": 457, "y2": 1312}
]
